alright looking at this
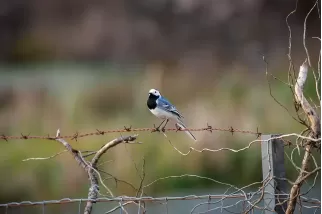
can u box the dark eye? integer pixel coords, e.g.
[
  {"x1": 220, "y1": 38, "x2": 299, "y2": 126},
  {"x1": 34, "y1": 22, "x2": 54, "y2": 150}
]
[{"x1": 155, "y1": 91, "x2": 157, "y2": 93}]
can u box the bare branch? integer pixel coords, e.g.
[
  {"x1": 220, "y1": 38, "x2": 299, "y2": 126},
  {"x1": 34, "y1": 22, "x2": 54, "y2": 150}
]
[
  {"x1": 91, "y1": 135, "x2": 138, "y2": 167},
  {"x1": 136, "y1": 158, "x2": 146, "y2": 197},
  {"x1": 55, "y1": 129, "x2": 139, "y2": 214},
  {"x1": 286, "y1": 60, "x2": 321, "y2": 214},
  {"x1": 22, "y1": 150, "x2": 67, "y2": 161},
  {"x1": 55, "y1": 131, "x2": 89, "y2": 170},
  {"x1": 85, "y1": 135, "x2": 139, "y2": 214},
  {"x1": 263, "y1": 55, "x2": 305, "y2": 124},
  {"x1": 303, "y1": 0, "x2": 318, "y2": 68},
  {"x1": 303, "y1": 0, "x2": 320, "y2": 101},
  {"x1": 105, "y1": 201, "x2": 133, "y2": 214},
  {"x1": 294, "y1": 61, "x2": 321, "y2": 138}
]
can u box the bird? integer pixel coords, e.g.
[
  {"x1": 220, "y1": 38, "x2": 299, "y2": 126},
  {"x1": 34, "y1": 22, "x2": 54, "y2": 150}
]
[{"x1": 147, "y1": 88, "x2": 197, "y2": 141}]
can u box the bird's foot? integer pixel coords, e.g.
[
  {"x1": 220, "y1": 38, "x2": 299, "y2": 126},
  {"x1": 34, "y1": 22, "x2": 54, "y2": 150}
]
[
  {"x1": 152, "y1": 124, "x2": 161, "y2": 133},
  {"x1": 175, "y1": 123, "x2": 182, "y2": 132},
  {"x1": 161, "y1": 126, "x2": 166, "y2": 133}
]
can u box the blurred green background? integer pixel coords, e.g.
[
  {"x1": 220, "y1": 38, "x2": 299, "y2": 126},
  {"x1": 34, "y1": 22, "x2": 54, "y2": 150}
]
[{"x1": 0, "y1": 0, "x2": 320, "y2": 213}]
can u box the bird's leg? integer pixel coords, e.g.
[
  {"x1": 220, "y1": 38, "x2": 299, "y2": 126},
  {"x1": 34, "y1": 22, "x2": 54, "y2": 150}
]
[
  {"x1": 157, "y1": 119, "x2": 166, "y2": 129},
  {"x1": 153, "y1": 119, "x2": 166, "y2": 132},
  {"x1": 161, "y1": 119, "x2": 169, "y2": 132}
]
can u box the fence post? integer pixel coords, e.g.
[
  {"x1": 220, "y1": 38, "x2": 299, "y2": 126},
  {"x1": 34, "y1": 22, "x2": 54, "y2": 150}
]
[{"x1": 261, "y1": 134, "x2": 287, "y2": 213}]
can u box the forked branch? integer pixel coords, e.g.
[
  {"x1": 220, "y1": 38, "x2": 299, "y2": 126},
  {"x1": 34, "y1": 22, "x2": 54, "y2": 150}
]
[{"x1": 55, "y1": 129, "x2": 139, "y2": 214}]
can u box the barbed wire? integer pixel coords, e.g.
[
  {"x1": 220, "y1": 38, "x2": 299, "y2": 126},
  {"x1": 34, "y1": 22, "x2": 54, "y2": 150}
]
[{"x1": 0, "y1": 125, "x2": 262, "y2": 142}]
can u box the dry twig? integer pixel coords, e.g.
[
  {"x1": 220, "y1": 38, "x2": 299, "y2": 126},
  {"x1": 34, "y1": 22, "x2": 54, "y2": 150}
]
[
  {"x1": 55, "y1": 129, "x2": 139, "y2": 214},
  {"x1": 286, "y1": 61, "x2": 321, "y2": 214}
]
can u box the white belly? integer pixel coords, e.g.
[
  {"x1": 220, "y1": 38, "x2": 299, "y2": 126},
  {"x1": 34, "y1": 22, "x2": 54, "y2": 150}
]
[{"x1": 150, "y1": 108, "x2": 178, "y2": 121}]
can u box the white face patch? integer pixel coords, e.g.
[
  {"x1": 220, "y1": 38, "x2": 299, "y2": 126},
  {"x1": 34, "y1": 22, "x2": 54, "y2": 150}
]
[{"x1": 149, "y1": 89, "x2": 161, "y2": 96}]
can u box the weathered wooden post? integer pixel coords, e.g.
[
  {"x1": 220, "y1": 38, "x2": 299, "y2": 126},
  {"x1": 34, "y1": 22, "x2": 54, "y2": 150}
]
[{"x1": 261, "y1": 134, "x2": 287, "y2": 213}]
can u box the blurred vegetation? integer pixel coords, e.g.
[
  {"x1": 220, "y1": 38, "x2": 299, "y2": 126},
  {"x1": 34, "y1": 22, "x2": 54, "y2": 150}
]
[
  {"x1": 0, "y1": 62, "x2": 320, "y2": 203},
  {"x1": 0, "y1": 1, "x2": 320, "y2": 212}
]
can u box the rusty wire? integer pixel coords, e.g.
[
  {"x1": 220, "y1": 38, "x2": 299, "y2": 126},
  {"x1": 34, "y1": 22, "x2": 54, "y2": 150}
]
[{"x1": 0, "y1": 125, "x2": 262, "y2": 142}]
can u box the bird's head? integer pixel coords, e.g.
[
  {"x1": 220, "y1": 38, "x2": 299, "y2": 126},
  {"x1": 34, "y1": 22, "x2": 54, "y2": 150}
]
[{"x1": 148, "y1": 89, "x2": 161, "y2": 98}]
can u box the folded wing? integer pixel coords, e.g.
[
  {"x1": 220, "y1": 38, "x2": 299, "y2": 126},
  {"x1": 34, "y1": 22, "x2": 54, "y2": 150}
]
[{"x1": 157, "y1": 96, "x2": 184, "y2": 119}]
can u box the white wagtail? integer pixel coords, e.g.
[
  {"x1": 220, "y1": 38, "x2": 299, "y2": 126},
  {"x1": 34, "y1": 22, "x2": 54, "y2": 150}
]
[{"x1": 147, "y1": 89, "x2": 197, "y2": 141}]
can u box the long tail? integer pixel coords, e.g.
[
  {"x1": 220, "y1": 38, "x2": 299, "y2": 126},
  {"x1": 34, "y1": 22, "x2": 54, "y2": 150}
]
[{"x1": 176, "y1": 122, "x2": 197, "y2": 142}]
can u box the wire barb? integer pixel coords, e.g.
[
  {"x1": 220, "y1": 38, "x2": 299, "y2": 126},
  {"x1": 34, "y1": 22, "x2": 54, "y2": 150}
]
[
  {"x1": 20, "y1": 133, "x2": 30, "y2": 139},
  {"x1": 96, "y1": 129, "x2": 105, "y2": 135},
  {"x1": 124, "y1": 126, "x2": 132, "y2": 132},
  {"x1": 1, "y1": 134, "x2": 8, "y2": 142},
  {"x1": 256, "y1": 127, "x2": 262, "y2": 139},
  {"x1": 206, "y1": 123, "x2": 213, "y2": 133},
  {"x1": 229, "y1": 127, "x2": 234, "y2": 135},
  {"x1": 71, "y1": 132, "x2": 79, "y2": 141}
]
